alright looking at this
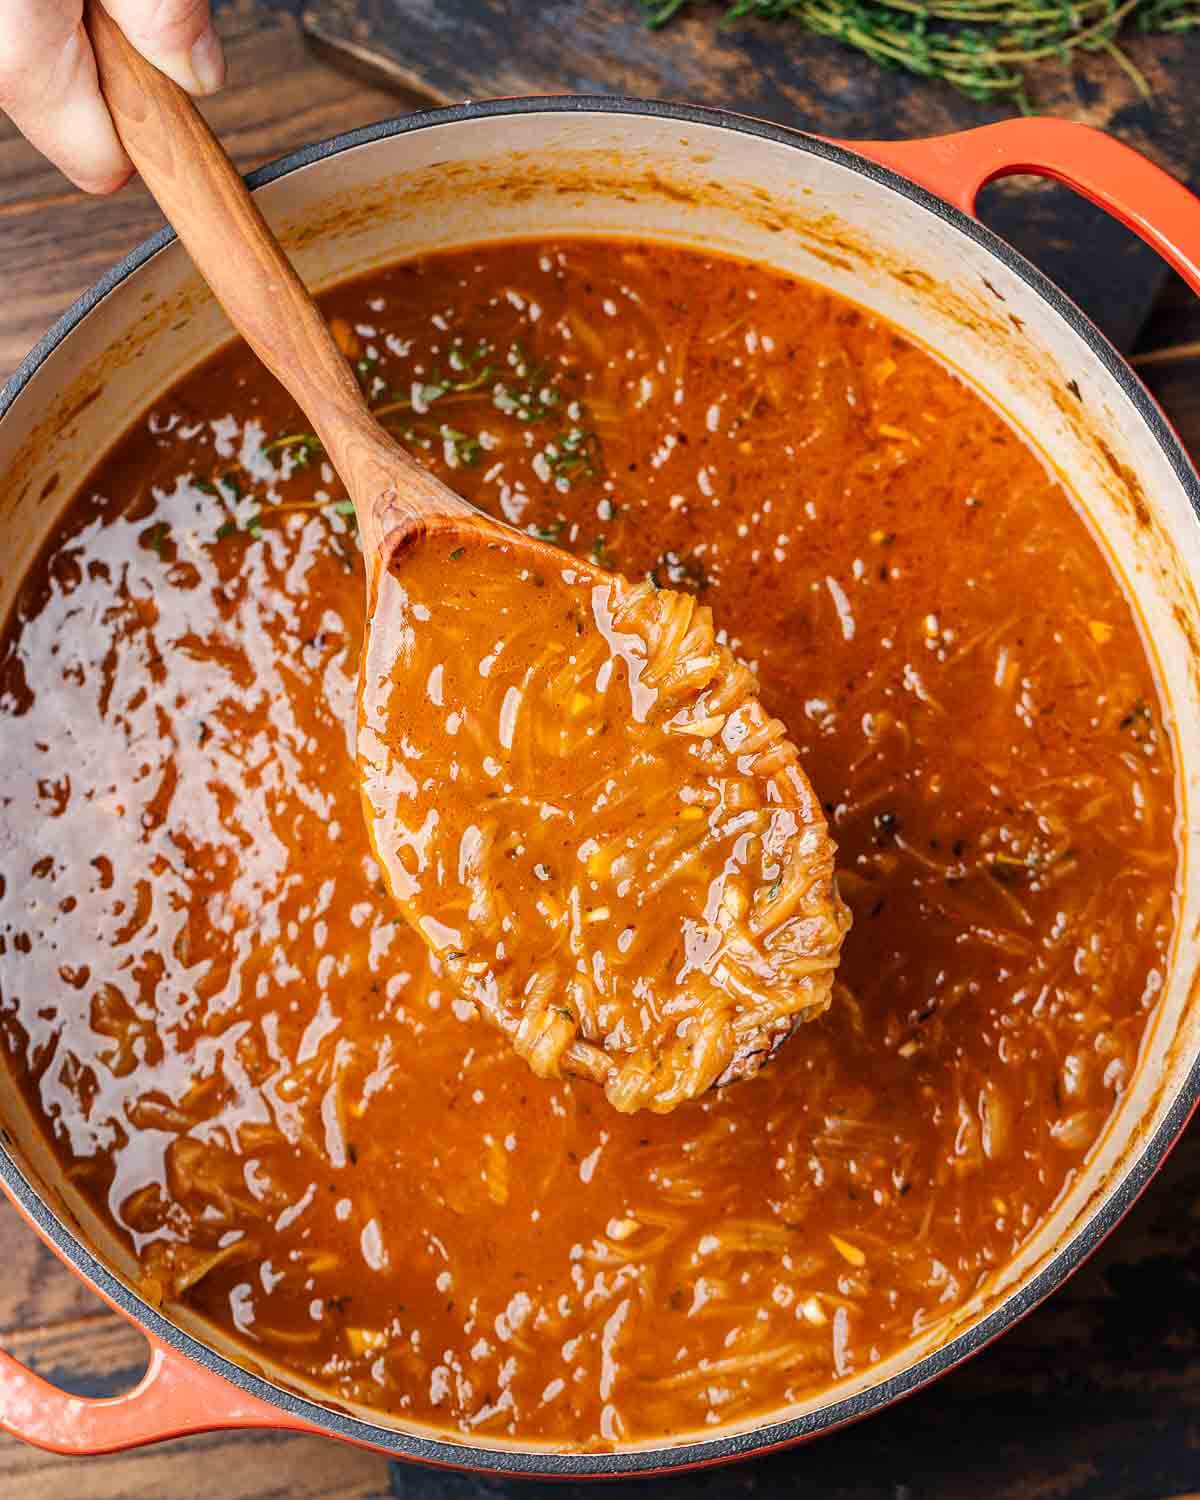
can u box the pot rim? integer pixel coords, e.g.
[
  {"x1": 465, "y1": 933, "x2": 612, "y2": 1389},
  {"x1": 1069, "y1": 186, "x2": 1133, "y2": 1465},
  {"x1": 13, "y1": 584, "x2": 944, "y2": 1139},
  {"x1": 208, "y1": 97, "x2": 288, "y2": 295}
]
[{"x1": 2, "y1": 93, "x2": 1199, "y2": 1477}]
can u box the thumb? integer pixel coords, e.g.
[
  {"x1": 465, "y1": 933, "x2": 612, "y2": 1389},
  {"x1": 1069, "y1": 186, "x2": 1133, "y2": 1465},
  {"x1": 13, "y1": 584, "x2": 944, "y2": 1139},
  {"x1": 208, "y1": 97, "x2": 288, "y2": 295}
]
[{"x1": 97, "y1": 0, "x2": 225, "y2": 95}]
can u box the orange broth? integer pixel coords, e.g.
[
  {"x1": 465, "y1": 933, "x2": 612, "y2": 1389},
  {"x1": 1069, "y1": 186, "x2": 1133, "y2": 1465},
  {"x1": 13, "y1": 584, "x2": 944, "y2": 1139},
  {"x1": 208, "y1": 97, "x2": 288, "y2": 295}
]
[{"x1": 0, "y1": 240, "x2": 1176, "y2": 1446}]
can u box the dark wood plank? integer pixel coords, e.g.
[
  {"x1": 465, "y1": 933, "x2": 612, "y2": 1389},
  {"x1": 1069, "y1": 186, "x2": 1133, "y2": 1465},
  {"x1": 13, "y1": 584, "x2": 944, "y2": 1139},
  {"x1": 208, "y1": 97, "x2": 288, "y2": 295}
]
[
  {"x1": 4, "y1": 1308, "x2": 148, "y2": 1401},
  {"x1": 298, "y1": 0, "x2": 1197, "y2": 149},
  {"x1": 1130, "y1": 270, "x2": 1200, "y2": 450},
  {"x1": 298, "y1": 0, "x2": 1200, "y2": 351},
  {"x1": 1138, "y1": 349, "x2": 1200, "y2": 444},
  {"x1": 0, "y1": 1206, "x2": 108, "y2": 1333},
  {"x1": 1134, "y1": 269, "x2": 1200, "y2": 369},
  {"x1": 0, "y1": 1425, "x2": 392, "y2": 1500}
]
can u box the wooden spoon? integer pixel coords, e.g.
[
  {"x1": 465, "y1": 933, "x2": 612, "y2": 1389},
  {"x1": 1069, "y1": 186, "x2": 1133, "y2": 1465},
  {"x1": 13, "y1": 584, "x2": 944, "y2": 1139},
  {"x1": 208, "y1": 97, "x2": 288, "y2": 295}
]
[{"x1": 87, "y1": 3, "x2": 850, "y2": 1113}]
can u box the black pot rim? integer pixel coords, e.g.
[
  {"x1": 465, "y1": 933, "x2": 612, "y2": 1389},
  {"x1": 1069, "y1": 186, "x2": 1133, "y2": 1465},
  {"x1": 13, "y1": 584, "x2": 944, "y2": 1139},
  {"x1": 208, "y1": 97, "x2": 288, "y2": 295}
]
[{"x1": 2, "y1": 93, "x2": 1199, "y2": 1479}]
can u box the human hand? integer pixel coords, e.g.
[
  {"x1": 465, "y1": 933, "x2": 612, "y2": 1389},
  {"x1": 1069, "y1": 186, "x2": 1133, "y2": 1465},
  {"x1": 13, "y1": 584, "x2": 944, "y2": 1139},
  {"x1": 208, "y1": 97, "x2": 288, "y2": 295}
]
[{"x1": 0, "y1": 0, "x2": 224, "y2": 193}]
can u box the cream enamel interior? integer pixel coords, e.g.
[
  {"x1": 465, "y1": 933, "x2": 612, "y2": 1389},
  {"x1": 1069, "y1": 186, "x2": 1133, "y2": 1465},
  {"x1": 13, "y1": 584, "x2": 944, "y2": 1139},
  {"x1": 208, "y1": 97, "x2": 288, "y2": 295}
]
[{"x1": 1, "y1": 105, "x2": 1198, "y2": 1458}]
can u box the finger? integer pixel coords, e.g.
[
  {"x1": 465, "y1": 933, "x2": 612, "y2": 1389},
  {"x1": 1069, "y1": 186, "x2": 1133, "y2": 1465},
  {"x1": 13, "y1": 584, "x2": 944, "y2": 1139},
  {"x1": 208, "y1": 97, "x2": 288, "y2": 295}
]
[
  {"x1": 99, "y1": 0, "x2": 225, "y2": 95},
  {"x1": 0, "y1": 2, "x2": 131, "y2": 194}
]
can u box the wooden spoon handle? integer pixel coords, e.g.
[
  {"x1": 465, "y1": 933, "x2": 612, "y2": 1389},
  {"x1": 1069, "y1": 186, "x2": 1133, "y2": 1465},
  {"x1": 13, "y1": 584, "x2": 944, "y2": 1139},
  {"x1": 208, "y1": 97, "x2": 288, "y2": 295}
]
[{"x1": 84, "y1": 0, "x2": 469, "y2": 566}]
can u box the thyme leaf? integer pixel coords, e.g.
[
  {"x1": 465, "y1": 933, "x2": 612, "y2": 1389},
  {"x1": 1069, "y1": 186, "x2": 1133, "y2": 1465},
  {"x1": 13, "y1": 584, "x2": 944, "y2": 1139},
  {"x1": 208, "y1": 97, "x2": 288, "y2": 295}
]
[
  {"x1": 440, "y1": 425, "x2": 483, "y2": 467},
  {"x1": 546, "y1": 427, "x2": 601, "y2": 486},
  {"x1": 589, "y1": 535, "x2": 617, "y2": 570},
  {"x1": 262, "y1": 432, "x2": 323, "y2": 468}
]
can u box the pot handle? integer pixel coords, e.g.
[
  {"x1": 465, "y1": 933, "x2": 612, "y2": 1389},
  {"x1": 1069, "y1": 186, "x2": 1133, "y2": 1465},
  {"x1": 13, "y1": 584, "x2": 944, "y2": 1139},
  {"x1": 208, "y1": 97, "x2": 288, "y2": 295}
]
[
  {"x1": 842, "y1": 117, "x2": 1200, "y2": 296},
  {"x1": 0, "y1": 1334, "x2": 310, "y2": 1454}
]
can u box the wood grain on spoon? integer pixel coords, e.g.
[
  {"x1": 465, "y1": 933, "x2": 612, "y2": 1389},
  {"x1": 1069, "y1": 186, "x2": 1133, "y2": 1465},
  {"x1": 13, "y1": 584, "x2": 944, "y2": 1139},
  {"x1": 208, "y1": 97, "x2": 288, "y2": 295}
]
[
  {"x1": 85, "y1": 1, "x2": 850, "y2": 1111},
  {"x1": 86, "y1": 0, "x2": 467, "y2": 575}
]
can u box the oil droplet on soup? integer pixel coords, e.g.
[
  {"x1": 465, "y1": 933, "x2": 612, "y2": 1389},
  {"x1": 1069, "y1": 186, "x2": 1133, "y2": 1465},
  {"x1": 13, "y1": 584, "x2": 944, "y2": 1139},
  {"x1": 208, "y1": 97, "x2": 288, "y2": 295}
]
[{"x1": 0, "y1": 241, "x2": 1176, "y2": 1445}]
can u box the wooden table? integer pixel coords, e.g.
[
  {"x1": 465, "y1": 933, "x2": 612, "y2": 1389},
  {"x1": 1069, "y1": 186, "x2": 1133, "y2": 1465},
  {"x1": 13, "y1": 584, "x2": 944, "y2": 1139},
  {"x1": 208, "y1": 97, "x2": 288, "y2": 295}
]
[{"x1": 1, "y1": 6, "x2": 1198, "y2": 1497}]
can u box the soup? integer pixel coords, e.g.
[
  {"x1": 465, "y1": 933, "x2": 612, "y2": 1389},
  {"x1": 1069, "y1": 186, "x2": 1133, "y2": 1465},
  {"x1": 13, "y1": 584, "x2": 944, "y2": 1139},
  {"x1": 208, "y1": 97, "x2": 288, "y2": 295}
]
[{"x1": 0, "y1": 240, "x2": 1176, "y2": 1447}]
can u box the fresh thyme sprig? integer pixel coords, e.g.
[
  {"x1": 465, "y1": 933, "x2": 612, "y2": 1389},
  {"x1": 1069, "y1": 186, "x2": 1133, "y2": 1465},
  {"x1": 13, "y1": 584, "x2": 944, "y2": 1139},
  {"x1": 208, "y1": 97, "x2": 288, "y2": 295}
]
[
  {"x1": 546, "y1": 427, "x2": 601, "y2": 485},
  {"x1": 640, "y1": 0, "x2": 1199, "y2": 107}
]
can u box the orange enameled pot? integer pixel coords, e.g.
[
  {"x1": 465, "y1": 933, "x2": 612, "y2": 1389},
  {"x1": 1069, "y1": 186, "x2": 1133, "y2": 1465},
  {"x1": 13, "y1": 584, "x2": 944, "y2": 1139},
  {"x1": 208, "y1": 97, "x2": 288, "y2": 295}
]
[{"x1": 1, "y1": 101, "x2": 1200, "y2": 1476}]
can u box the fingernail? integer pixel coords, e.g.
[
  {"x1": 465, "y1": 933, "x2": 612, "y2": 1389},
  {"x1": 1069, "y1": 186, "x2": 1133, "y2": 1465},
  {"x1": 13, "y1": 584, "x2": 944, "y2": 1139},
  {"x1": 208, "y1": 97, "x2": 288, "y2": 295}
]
[{"x1": 189, "y1": 25, "x2": 226, "y2": 94}]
